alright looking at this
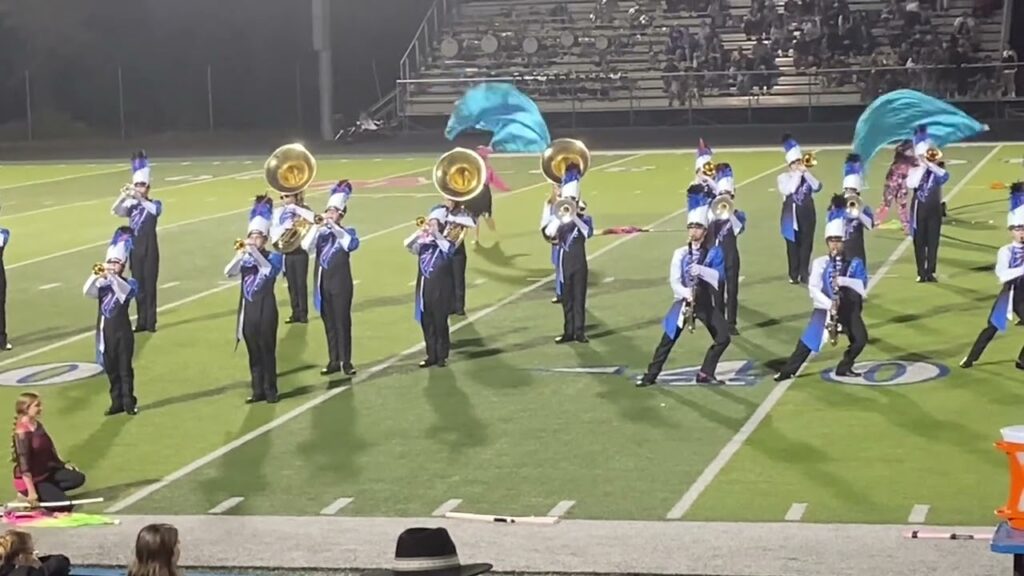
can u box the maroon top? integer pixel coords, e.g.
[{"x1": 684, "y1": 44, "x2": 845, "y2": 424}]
[{"x1": 13, "y1": 421, "x2": 61, "y2": 483}]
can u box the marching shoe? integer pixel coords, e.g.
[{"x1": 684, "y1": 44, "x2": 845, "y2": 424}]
[
  {"x1": 959, "y1": 357, "x2": 974, "y2": 369},
  {"x1": 126, "y1": 406, "x2": 139, "y2": 416},
  {"x1": 835, "y1": 368, "x2": 862, "y2": 378},
  {"x1": 916, "y1": 276, "x2": 925, "y2": 283},
  {"x1": 696, "y1": 373, "x2": 725, "y2": 385},
  {"x1": 554, "y1": 335, "x2": 573, "y2": 344},
  {"x1": 104, "y1": 405, "x2": 125, "y2": 416},
  {"x1": 635, "y1": 375, "x2": 656, "y2": 387},
  {"x1": 551, "y1": 297, "x2": 562, "y2": 304},
  {"x1": 773, "y1": 372, "x2": 793, "y2": 382},
  {"x1": 788, "y1": 277, "x2": 799, "y2": 285},
  {"x1": 284, "y1": 317, "x2": 296, "y2": 325},
  {"x1": 342, "y1": 364, "x2": 357, "y2": 376},
  {"x1": 729, "y1": 326, "x2": 740, "y2": 336},
  {"x1": 437, "y1": 360, "x2": 448, "y2": 368},
  {"x1": 575, "y1": 334, "x2": 589, "y2": 343},
  {"x1": 1016, "y1": 360, "x2": 1024, "y2": 371},
  {"x1": 0, "y1": 342, "x2": 11, "y2": 351},
  {"x1": 321, "y1": 364, "x2": 341, "y2": 375},
  {"x1": 418, "y1": 359, "x2": 434, "y2": 368},
  {"x1": 245, "y1": 396, "x2": 265, "y2": 404},
  {"x1": 926, "y1": 275, "x2": 938, "y2": 283},
  {"x1": 266, "y1": 397, "x2": 279, "y2": 404}
]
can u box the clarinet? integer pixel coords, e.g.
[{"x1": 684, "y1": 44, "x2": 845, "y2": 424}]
[
  {"x1": 827, "y1": 254, "x2": 842, "y2": 346},
  {"x1": 685, "y1": 244, "x2": 699, "y2": 333}
]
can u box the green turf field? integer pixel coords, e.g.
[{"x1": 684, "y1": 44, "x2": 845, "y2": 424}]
[{"x1": 0, "y1": 144, "x2": 1021, "y2": 525}]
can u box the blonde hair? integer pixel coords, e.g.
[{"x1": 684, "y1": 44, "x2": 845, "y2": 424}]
[
  {"x1": 9, "y1": 393, "x2": 39, "y2": 464},
  {"x1": 0, "y1": 530, "x2": 40, "y2": 567},
  {"x1": 128, "y1": 524, "x2": 181, "y2": 576}
]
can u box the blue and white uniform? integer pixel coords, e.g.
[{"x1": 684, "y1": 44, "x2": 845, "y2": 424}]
[
  {"x1": 838, "y1": 154, "x2": 874, "y2": 266},
  {"x1": 542, "y1": 166, "x2": 593, "y2": 342},
  {"x1": 405, "y1": 204, "x2": 456, "y2": 367},
  {"x1": 83, "y1": 227, "x2": 139, "y2": 415},
  {"x1": 778, "y1": 135, "x2": 823, "y2": 283},
  {"x1": 907, "y1": 125, "x2": 950, "y2": 281},
  {"x1": 111, "y1": 151, "x2": 162, "y2": 332},
  {"x1": 709, "y1": 163, "x2": 746, "y2": 330}
]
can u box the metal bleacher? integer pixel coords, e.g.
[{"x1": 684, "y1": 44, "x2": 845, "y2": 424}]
[{"x1": 396, "y1": 0, "x2": 1008, "y2": 119}]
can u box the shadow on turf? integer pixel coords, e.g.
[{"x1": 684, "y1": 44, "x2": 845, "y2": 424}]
[
  {"x1": 76, "y1": 478, "x2": 160, "y2": 505},
  {"x1": 424, "y1": 366, "x2": 489, "y2": 452},
  {"x1": 142, "y1": 364, "x2": 318, "y2": 412}
]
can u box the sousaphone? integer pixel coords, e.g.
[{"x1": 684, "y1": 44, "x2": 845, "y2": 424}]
[{"x1": 265, "y1": 143, "x2": 318, "y2": 252}]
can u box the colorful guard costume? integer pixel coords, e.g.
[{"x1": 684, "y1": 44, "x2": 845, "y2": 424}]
[
  {"x1": 777, "y1": 134, "x2": 822, "y2": 284},
  {"x1": 961, "y1": 184, "x2": 1024, "y2": 371},
  {"x1": 405, "y1": 205, "x2": 456, "y2": 368},
  {"x1": 637, "y1": 203, "x2": 731, "y2": 386},
  {"x1": 111, "y1": 151, "x2": 161, "y2": 332},
  {"x1": 775, "y1": 207, "x2": 869, "y2": 380},
  {"x1": 906, "y1": 125, "x2": 950, "y2": 282},
  {"x1": 542, "y1": 165, "x2": 593, "y2": 344},
  {"x1": 83, "y1": 227, "x2": 139, "y2": 416},
  {"x1": 302, "y1": 181, "x2": 360, "y2": 376},
  {"x1": 225, "y1": 197, "x2": 284, "y2": 403}
]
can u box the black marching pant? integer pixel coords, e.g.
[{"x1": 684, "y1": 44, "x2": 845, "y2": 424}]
[
  {"x1": 965, "y1": 325, "x2": 1024, "y2": 364},
  {"x1": 322, "y1": 289, "x2": 354, "y2": 369},
  {"x1": 913, "y1": 207, "x2": 942, "y2": 278},
  {"x1": 452, "y1": 245, "x2": 467, "y2": 314},
  {"x1": 786, "y1": 230, "x2": 815, "y2": 283},
  {"x1": 20, "y1": 468, "x2": 86, "y2": 513},
  {"x1": 643, "y1": 305, "x2": 731, "y2": 380},
  {"x1": 243, "y1": 307, "x2": 278, "y2": 401},
  {"x1": 0, "y1": 256, "x2": 7, "y2": 348},
  {"x1": 284, "y1": 250, "x2": 310, "y2": 322},
  {"x1": 779, "y1": 307, "x2": 868, "y2": 375},
  {"x1": 131, "y1": 248, "x2": 159, "y2": 330},
  {"x1": 103, "y1": 329, "x2": 136, "y2": 411},
  {"x1": 421, "y1": 298, "x2": 451, "y2": 364},
  {"x1": 717, "y1": 250, "x2": 741, "y2": 327},
  {"x1": 561, "y1": 265, "x2": 588, "y2": 338}
]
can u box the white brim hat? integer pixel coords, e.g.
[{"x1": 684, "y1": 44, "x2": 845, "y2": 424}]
[
  {"x1": 687, "y1": 204, "x2": 710, "y2": 227},
  {"x1": 105, "y1": 243, "x2": 128, "y2": 263},
  {"x1": 824, "y1": 217, "x2": 845, "y2": 239},
  {"x1": 842, "y1": 174, "x2": 862, "y2": 191},
  {"x1": 248, "y1": 215, "x2": 271, "y2": 236},
  {"x1": 132, "y1": 167, "x2": 151, "y2": 185}
]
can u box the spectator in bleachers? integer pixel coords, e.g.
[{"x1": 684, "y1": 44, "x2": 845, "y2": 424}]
[
  {"x1": 0, "y1": 529, "x2": 70, "y2": 576},
  {"x1": 1002, "y1": 44, "x2": 1018, "y2": 98},
  {"x1": 662, "y1": 58, "x2": 683, "y2": 105},
  {"x1": 128, "y1": 524, "x2": 181, "y2": 576}
]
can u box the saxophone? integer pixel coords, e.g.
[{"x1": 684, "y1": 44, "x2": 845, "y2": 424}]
[
  {"x1": 826, "y1": 255, "x2": 842, "y2": 346},
  {"x1": 684, "y1": 245, "x2": 699, "y2": 333}
]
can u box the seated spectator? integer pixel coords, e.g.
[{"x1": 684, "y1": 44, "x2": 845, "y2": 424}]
[
  {"x1": 11, "y1": 393, "x2": 86, "y2": 513},
  {"x1": 128, "y1": 524, "x2": 181, "y2": 576},
  {"x1": 0, "y1": 530, "x2": 70, "y2": 576}
]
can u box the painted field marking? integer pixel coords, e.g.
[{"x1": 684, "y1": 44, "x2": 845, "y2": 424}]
[
  {"x1": 473, "y1": 278, "x2": 486, "y2": 285},
  {"x1": 354, "y1": 280, "x2": 361, "y2": 285},
  {"x1": 602, "y1": 276, "x2": 615, "y2": 283},
  {"x1": 106, "y1": 154, "x2": 783, "y2": 514},
  {"x1": 432, "y1": 499, "x2": 462, "y2": 517},
  {"x1": 319, "y1": 497, "x2": 354, "y2": 516},
  {"x1": 908, "y1": 504, "x2": 930, "y2": 524},
  {"x1": 160, "y1": 282, "x2": 181, "y2": 289},
  {"x1": 5, "y1": 199, "x2": 103, "y2": 220},
  {"x1": 5, "y1": 165, "x2": 429, "y2": 271},
  {"x1": 207, "y1": 497, "x2": 244, "y2": 514},
  {"x1": 784, "y1": 502, "x2": 807, "y2": 521},
  {"x1": 42, "y1": 201, "x2": 54, "y2": 206},
  {"x1": 38, "y1": 283, "x2": 61, "y2": 290},
  {"x1": 407, "y1": 280, "x2": 416, "y2": 287},
  {"x1": 738, "y1": 276, "x2": 746, "y2": 283},
  {"x1": 546, "y1": 500, "x2": 576, "y2": 518},
  {"x1": 663, "y1": 144, "x2": 1004, "y2": 521},
  {"x1": 0, "y1": 166, "x2": 124, "y2": 192}
]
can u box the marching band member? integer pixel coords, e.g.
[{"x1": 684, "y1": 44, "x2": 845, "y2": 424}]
[
  {"x1": 838, "y1": 154, "x2": 874, "y2": 264},
  {"x1": 302, "y1": 181, "x2": 360, "y2": 377},
  {"x1": 907, "y1": 125, "x2": 950, "y2": 283},
  {"x1": 960, "y1": 183, "x2": 1024, "y2": 371},
  {"x1": 270, "y1": 189, "x2": 317, "y2": 324},
  {"x1": 83, "y1": 227, "x2": 139, "y2": 416},
  {"x1": 225, "y1": 197, "x2": 284, "y2": 404},
  {"x1": 448, "y1": 199, "x2": 477, "y2": 316},
  {"x1": 774, "y1": 207, "x2": 869, "y2": 381},
  {"x1": 636, "y1": 203, "x2": 730, "y2": 387},
  {"x1": 543, "y1": 185, "x2": 562, "y2": 304},
  {"x1": 464, "y1": 146, "x2": 508, "y2": 245},
  {"x1": 692, "y1": 139, "x2": 718, "y2": 201},
  {"x1": 543, "y1": 164, "x2": 593, "y2": 344},
  {"x1": 878, "y1": 140, "x2": 915, "y2": 235},
  {"x1": 111, "y1": 151, "x2": 161, "y2": 333},
  {"x1": 778, "y1": 134, "x2": 822, "y2": 284},
  {"x1": 709, "y1": 163, "x2": 746, "y2": 335},
  {"x1": 405, "y1": 204, "x2": 456, "y2": 368},
  {"x1": 0, "y1": 223, "x2": 10, "y2": 351}
]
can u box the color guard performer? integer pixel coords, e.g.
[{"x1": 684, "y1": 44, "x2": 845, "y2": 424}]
[
  {"x1": 636, "y1": 203, "x2": 731, "y2": 386},
  {"x1": 778, "y1": 134, "x2": 822, "y2": 284},
  {"x1": 542, "y1": 185, "x2": 561, "y2": 304},
  {"x1": 774, "y1": 207, "x2": 869, "y2": 380},
  {"x1": 83, "y1": 227, "x2": 139, "y2": 416},
  {"x1": 112, "y1": 151, "x2": 161, "y2": 333},
  {"x1": 225, "y1": 197, "x2": 284, "y2": 403},
  {"x1": 907, "y1": 125, "x2": 950, "y2": 283},
  {"x1": 302, "y1": 181, "x2": 360, "y2": 376},
  {"x1": 838, "y1": 154, "x2": 874, "y2": 264},
  {"x1": 406, "y1": 204, "x2": 456, "y2": 368},
  {"x1": 543, "y1": 165, "x2": 593, "y2": 344},
  {"x1": 270, "y1": 189, "x2": 317, "y2": 323},
  {"x1": 464, "y1": 146, "x2": 507, "y2": 245},
  {"x1": 878, "y1": 140, "x2": 915, "y2": 235},
  {"x1": 448, "y1": 199, "x2": 477, "y2": 316},
  {"x1": 960, "y1": 184, "x2": 1024, "y2": 371},
  {"x1": 0, "y1": 222, "x2": 10, "y2": 351},
  {"x1": 709, "y1": 163, "x2": 746, "y2": 334}
]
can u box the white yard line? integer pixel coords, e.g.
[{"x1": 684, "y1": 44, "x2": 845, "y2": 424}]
[
  {"x1": 784, "y1": 503, "x2": 808, "y2": 521},
  {"x1": 908, "y1": 504, "x2": 930, "y2": 524},
  {"x1": 431, "y1": 499, "x2": 463, "y2": 517},
  {"x1": 664, "y1": 144, "x2": 1004, "y2": 521},
  {"x1": 105, "y1": 155, "x2": 779, "y2": 514},
  {"x1": 319, "y1": 497, "x2": 354, "y2": 516},
  {"x1": 207, "y1": 497, "x2": 244, "y2": 514},
  {"x1": 160, "y1": 282, "x2": 181, "y2": 289},
  {"x1": 38, "y1": 283, "x2": 61, "y2": 290},
  {"x1": 4, "y1": 199, "x2": 103, "y2": 220},
  {"x1": 546, "y1": 500, "x2": 576, "y2": 518},
  {"x1": 0, "y1": 166, "x2": 124, "y2": 191}
]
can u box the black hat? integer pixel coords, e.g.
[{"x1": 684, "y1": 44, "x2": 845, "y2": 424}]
[{"x1": 368, "y1": 528, "x2": 493, "y2": 576}]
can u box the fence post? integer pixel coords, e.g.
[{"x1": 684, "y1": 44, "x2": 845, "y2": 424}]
[
  {"x1": 207, "y1": 64, "x2": 214, "y2": 133},
  {"x1": 24, "y1": 70, "x2": 32, "y2": 141},
  {"x1": 295, "y1": 61, "x2": 304, "y2": 130},
  {"x1": 118, "y1": 65, "x2": 126, "y2": 140}
]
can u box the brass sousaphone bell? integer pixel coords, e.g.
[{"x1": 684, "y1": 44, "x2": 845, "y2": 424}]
[
  {"x1": 265, "y1": 143, "x2": 317, "y2": 253},
  {"x1": 710, "y1": 194, "x2": 735, "y2": 221},
  {"x1": 431, "y1": 147, "x2": 487, "y2": 247},
  {"x1": 541, "y1": 138, "x2": 590, "y2": 185}
]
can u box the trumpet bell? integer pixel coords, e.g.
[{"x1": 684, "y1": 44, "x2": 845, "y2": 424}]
[
  {"x1": 845, "y1": 193, "x2": 864, "y2": 219},
  {"x1": 541, "y1": 138, "x2": 591, "y2": 184},
  {"x1": 925, "y1": 147, "x2": 942, "y2": 163},
  {"x1": 553, "y1": 197, "x2": 578, "y2": 224},
  {"x1": 92, "y1": 263, "x2": 106, "y2": 276},
  {"x1": 700, "y1": 161, "x2": 716, "y2": 178},
  {"x1": 265, "y1": 143, "x2": 317, "y2": 195},
  {"x1": 710, "y1": 195, "x2": 734, "y2": 220},
  {"x1": 433, "y1": 148, "x2": 486, "y2": 203},
  {"x1": 802, "y1": 152, "x2": 817, "y2": 168}
]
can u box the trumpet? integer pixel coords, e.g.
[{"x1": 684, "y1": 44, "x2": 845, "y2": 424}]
[
  {"x1": 92, "y1": 263, "x2": 106, "y2": 276},
  {"x1": 925, "y1": 147, "x2": 942, "y2": 163},
  {"x1": 414, "y1": 216, "x2": 428, "y2": 230},
  {"x1": 553, "y1": 197, "x2": 578, "y2": 224},
  {"x1": 710, "y1": 194, "x2": 734, "y2": 221},
  {"x1": 700, "y1": 160, "x2": 717, "y2": 178},
  {"x1": 234, "y1": 238, "x2": 246, "y2": 252},
  {"x1": 120, "y1": 184, "x2": 139, "y2": 199},
  {"x1": 845, "y1": 193, "x2": 864, "y2": 219},
  {"x1": 802, "y1": 152, "x2": 817, "y2": 168}
]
